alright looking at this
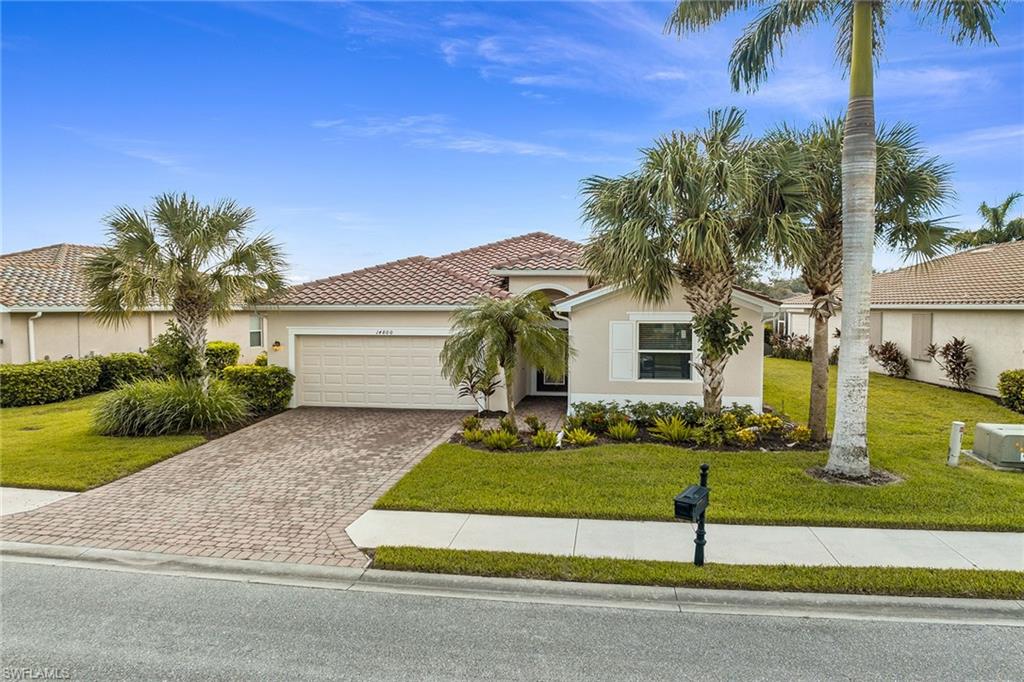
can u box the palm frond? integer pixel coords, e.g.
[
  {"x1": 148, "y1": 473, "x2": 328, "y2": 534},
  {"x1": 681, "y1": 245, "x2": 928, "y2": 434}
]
[
  {"x1": 908, "y1": 0, "x2": 1003, "y2": 45},
  {"x1": 728, "y1": 1, "x2": 834, "y2": 91}
]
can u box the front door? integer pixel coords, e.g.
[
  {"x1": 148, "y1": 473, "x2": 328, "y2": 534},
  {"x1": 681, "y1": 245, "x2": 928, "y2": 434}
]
[{"x1": 534, "y1": 329, "x2": 568, "y2": 395}]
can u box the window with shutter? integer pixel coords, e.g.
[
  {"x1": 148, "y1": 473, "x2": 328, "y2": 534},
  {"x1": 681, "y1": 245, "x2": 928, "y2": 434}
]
[
  {"x1": 911, "y1": 313, "x2": 932, "y2": 361},
  {"x1": 637, "y1": 322, "x2": 693, "y2": 380}
]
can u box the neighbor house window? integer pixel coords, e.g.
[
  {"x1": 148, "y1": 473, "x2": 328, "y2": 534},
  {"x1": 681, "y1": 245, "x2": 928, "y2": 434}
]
[
  {"x1": 249, "y1": 314, "x2": 263, "y2": 348},
  {"x1": 638, "y1": 322, "x2": 693, "y2": 380},
  {"x1": 910, "y1": 312, "x2": 932, "y2": 361}
]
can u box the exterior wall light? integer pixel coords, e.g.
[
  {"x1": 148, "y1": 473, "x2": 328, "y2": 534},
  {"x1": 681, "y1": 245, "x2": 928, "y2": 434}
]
[{"x1": 272, "y1": 341, "x2": 282, "y2": 352}]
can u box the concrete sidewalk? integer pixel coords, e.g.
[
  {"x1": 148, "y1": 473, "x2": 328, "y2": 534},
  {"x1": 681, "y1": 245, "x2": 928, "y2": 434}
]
[
  {"x1": 1, "y1": 487, "x2": 77, "y2": 516},
  {"x1": 347, "y1": 510, "x2": 1024, "y2": 571}
]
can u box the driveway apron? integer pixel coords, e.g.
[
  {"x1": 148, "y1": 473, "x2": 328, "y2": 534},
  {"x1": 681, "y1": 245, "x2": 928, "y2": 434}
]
[{"x1": 0, "y1": 408, "x2": 463, "y2": 567}]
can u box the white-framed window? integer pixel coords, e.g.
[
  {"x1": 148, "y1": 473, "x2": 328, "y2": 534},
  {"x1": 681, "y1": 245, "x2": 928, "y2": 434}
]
[
  {"x1": 542, "y1": 370, "x2": 566, "y2": 386},
  {"x1": 249, "y1": 314, "x2": 263, "y2": 348},
  {"x1": 637, "y1": 321, "x2": 694, "y2": 381}
]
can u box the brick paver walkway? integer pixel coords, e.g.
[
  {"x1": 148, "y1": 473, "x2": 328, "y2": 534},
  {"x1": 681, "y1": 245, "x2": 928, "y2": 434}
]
[{"x1": 1, "y1": 408, "x2": 463, "y2": 567}]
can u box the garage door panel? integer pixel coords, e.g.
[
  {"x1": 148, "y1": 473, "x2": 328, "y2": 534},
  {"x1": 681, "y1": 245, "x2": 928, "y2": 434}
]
[{"x1": 296, "y1": 334, "x2": 472, "y2": 409}]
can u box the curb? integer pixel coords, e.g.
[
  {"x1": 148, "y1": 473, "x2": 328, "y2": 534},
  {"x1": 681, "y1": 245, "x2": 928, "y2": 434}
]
[{"x1": 3, "y1": 541, "x2": 1022, "y2": 626}]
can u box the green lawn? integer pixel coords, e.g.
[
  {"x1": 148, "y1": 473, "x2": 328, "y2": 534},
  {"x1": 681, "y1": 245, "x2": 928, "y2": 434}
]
[
  {"x1": 373, "y1": 546, "x2": 1024, "y2": 600},
  {"x1": 376, "y1": 359, "x2": 1024, "y2": 531},
  {"x1": 1, "y1": 393, "x2": 206, "y2": 491}
]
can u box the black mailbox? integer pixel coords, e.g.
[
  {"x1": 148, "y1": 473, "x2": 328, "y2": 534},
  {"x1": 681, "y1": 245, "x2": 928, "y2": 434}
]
[{"x1": 674, "y1": 484, "x2": 709, "y2": 522}]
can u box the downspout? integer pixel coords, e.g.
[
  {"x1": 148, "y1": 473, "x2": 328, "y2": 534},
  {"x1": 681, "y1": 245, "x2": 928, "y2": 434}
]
[{"x1": 27, "y1": 311, "x2": 43, "y2": 362}]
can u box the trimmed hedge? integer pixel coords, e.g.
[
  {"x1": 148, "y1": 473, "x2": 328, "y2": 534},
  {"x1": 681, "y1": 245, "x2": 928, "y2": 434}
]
[
  {"x1": 0, "y1": 358, "x2": 102, "y2": 407},
  {"x1": 205, "y1": 341, "x2": 241, "y2": 377},
  {"x1": 998, "y1": 369, "x2": 1024, "y2": 414},
  {"x1": 221, "y1": 365, "x2": 294, "y2": 414},
  {"x1": 96, "y1": 352, "x2": 157, "y2": 390}
]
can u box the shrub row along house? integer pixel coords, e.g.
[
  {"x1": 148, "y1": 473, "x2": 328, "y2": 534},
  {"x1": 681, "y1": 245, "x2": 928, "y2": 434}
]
[
  {"x1": 1, "y1": 233, "x2": 779, "y2": 412},
  {"x1": 780, "y1": 240, "x2": 1024, "y2": 395},
  {"x1": 0, "y1": 244, "x2": 266, "y2": 365}
]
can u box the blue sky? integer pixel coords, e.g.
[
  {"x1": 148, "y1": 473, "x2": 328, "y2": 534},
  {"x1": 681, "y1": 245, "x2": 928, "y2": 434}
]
[{"x1": 3, "y1": 1, "x2": 1023, "y2": 282}]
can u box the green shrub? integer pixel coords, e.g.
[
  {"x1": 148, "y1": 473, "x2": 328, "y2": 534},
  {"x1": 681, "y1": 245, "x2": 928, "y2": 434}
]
[
  {"x1": 498, "y1": 416, "x2": 518, "y2": 435},
  {"x1": 254, "y1": 352, "x2": 268, "y2": 367},
  {"x1": 462, "y1": 428, "x2": 486, "y2": 443},
  {"x1": 743, "y1": 413, "x2": 785, "y2": 434},
  {"x1": 96, "y1": 352, "x2": 156, "y2": 390},
  {"x1": 524, "y1": 415, "x2": 547, "y2": 434},
  {"x1": 869, "y1": 341, "x2": 910, "y2": 378},
  {"x1": 147, "y1": 321, "x2": 201, "y2": 380},
  {"x1": 563, "y1": 414, "x2": 586, "y2": 431},
  {"x1": 649, "y1": 415, "x2": 691, "y2": 444},
  {"x1": 0, "y1": 357, "x2": 101, "y2": 407},
  {"x1": 733, "y1": 427, "x2": 758, "y2": 447},
  {"x1": 531, "y1": 430, "x2": 559, "y2": 449},
  {"x1": 482, "y1": 429, "x2": 521, "y2": 451},
  {"x1": 220, "y1": 365, "x2": 294, "y2": 414},
  {"x1": 607, "y1": 421, "x2": 639, "y2": 441},
  {"x1": 997, "y1": 369, "x2": 1024, "y2": 414},
  {"x1": 94, "y1": 379, "x2": 248, "y2": 436},
  {"x1": 462, "y1": 414, "x2": 482, "y2": 431},
  {"x1": 206, "y1": 341, "x2": 241, "y2": 376},
  {"x1": 789, "y1": 424, "x2": 812, "y2": 443},
  {"x1": 563, "y1": 427, "x2": 597, "y2": 447}
]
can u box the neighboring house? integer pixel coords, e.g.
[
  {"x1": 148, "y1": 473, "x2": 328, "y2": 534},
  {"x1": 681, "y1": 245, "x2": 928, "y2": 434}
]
[
  {"x1": 780, "y1": 241, "x2": 1024, "y2": 395},
  {"x1": 0, "y1": 244, "x2": 263, "y2": 364},
  {"x1": 266, "y1": 232, "x2": 779, "y2": 412}
]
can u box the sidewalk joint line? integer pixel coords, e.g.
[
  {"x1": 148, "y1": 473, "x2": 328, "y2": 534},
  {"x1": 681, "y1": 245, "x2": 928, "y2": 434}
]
[
  {"x1": 926, "y1": 530, "x2": 978, "y2": 568},
  {"x1": 806, "y1": 527, "x2": 843, "y2": 567},
  {"x1": 448, "y1": 514, "x2": 472, "y2": 549}
]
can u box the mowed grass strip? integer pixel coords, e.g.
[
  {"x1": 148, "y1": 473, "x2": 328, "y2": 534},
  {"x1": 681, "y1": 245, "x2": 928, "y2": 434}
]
[
  {"x1": 373, "y1": 546, "x2": 1024, "y2": 600},
  {"x1": 1, "y1": 393, "x2": 205, "y2": 491},
  {"x1": 375, "y1": 359, "x2": 1024, "y2": 531}
]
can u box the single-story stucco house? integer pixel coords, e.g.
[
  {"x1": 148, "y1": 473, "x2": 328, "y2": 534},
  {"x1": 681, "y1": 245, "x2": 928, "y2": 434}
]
[
  {"x1": 0, "y1": 243, "x2": 262, "y2": 364},
  {"x1": 780, "y1": 241, "x2": 1024, "y2": 396},
  {"x1": 266, "y1": 232, "x2": 779, "y2": 412}
]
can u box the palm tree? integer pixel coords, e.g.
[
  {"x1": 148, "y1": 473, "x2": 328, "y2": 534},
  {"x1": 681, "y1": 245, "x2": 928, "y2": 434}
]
[
  {"x1": 667, "y1": 0, "x2": 1002, "y2": 477},
  {"x1": 85, "y1": 193, "x2": 287, "y2": 389},
  {"x1": 440, "y1": 292, "x2": 570, "y2": 426},
  {"x1": 773, "y1": 118, "x2": 954, "y2": 441},
  {"x1": 951, "y1": 192, "x2": 1024, "y2": 250},
  {"x1": 581, "y1": 108, "x2": 809, "y2": 415}
]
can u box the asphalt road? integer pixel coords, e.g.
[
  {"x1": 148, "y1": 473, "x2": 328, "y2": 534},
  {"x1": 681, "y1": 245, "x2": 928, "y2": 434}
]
[{"x1": 1, "y1": 561, "x2": 1020, "y2": 681}]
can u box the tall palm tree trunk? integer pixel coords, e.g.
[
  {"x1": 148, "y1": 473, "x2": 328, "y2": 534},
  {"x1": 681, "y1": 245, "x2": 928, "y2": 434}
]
[
  {"x1": 175, "y1": 289, "x2": 212, "y2": 390},
  {"x1": 827, "y1": 0, "x2": 875, "y2": 478},
  {"x1": 808, "y1": 310, "x2": 831, "y2": 441}
]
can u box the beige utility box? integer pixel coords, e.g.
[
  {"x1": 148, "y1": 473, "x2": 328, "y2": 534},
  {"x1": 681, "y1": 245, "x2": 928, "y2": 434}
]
[{"x1": 973, "y1": 423, "x2": 1024, "y2": 469}]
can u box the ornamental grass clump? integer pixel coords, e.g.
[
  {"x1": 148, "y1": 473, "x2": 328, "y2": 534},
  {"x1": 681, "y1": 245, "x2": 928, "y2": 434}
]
[
  {"x1": 531, "y1": 430, "x2": 559, "y2": 449},
  {"x1": 607, "y1": 421, "x2": 639, "y2": 442},
  {"x1": 481, "y1": 429, "x2": 521, "y2": 451},
  {"x1": 461, "y1": 415, "x2": 482, "y2": 431},
  {"x1": 462, "y1": 428, "x2": 486, "y2": 443},
  {"x1": 649, "y1": 415, "x2": 691, "y2": 444},
  {"x1": 562, "y1": 427, "x2": 598, "y2": 447},
  {"x1": 94, "y1": 378, "x2": 248, "y2": 436}
]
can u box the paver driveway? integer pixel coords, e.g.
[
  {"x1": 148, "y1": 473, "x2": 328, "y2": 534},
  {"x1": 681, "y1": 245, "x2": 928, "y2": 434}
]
[{"x1": 1, "y1": 408, "x2": 463, "y2": 567}]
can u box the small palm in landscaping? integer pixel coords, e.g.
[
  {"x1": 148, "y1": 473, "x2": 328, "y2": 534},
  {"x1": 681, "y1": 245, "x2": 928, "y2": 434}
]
[
  {"x1": 440, "y1": 293, "x2": 570, "y2": 427},
  {"x1": 562, "y1": 428, "x2": 597, "y2": 447},
  {"x1": 649, "y1": 415, "x2": 691, "y2": 444},
  {"x1": 85, "y1": 193, "x2": 287, "y2": 390},
  {"x1": 607, "y1": 421, "x2": 639, "y2": 442},
  {"x1": 481, "y1": 430, "x2": 521, "y2": 451},
  {"x1": 531, "y1": 430, "x2": 559, "y2": 449}
]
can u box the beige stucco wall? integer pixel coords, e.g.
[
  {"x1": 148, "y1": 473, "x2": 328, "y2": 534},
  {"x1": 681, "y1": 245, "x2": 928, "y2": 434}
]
[
  {"x1": 506, "y1": 274, "x2": 590, "y2": 298},
  {"x1": 870, "y1": 308, "x2": 1024, "y2": 395},
  {"x1": 1, "y1": 311, "x2": 259, "y2": 365},
  {"x1": 566, "y1": 286, "x2": 766, "y2": 411},
  {"x1": 782, "y1": 310, "x2": 841, "y2": 350},
  {"x1": 783, "y1": 306, "x2": 1024, "y2": 396}
]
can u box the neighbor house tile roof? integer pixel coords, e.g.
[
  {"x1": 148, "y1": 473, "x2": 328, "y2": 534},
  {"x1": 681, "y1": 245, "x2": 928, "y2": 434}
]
[
  {"x1": 275, "y1": 232, "x2": 584, "y2": 306},
  {"x1": 0, "y1": 243, "x2": 104, "y2": 308},
  {"x1": 782, "y1": 241, "x2": 1024, "y2": 308},
  {"x1": 490, "y1": 248, "x2": 583, "y2": 272}
]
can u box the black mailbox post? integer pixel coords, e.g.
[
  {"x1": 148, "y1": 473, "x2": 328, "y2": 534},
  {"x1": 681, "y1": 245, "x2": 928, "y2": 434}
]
[{"x1": 673, "y1": 463, "x2": 710, "y2": 566}]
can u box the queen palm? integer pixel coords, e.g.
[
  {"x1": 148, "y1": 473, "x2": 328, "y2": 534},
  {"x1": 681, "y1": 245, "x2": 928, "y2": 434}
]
[
  {"x1": 951, "y1": 192, "x2": 1024, "y2": 250},
  {"x1": 582, "y1": 108, "x2": 809, "y2": 415},
  {"x1": 85, "y1": 193, "x2": 287, "y2": 389},
  {"x1": 667, "y1": 0, "x2": 1002, "y2": 477},
  {"x1": 774, "y1": 118, "x2": 954, "y2": 441},
  {"x1": 440, "y1": 292, "x2": 570, "y2": 426}
]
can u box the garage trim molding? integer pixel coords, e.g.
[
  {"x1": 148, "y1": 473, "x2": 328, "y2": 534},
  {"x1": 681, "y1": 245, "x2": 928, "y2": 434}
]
[{"x1": 285, "y1": 326, "x2": 453, "y2": 407}]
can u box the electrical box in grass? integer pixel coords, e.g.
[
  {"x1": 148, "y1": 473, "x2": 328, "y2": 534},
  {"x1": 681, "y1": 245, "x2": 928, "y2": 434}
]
[{"x1": 973, "y1": 423, "x2": 1024, "y2": 470}]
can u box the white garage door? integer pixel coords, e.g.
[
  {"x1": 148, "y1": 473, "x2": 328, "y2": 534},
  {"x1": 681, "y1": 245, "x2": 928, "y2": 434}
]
[{"x1": 296, "y1": 335, "x2": 471, "y2": 409}]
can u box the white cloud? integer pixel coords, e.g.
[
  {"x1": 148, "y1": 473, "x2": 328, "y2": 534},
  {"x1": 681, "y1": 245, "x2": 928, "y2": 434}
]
[
  {"x1": 929, "y1": 124, "x2": 1024, "y2": 157},
  {"x1": 643, "y1": 70, "x2": 690, "y2": 82},
  {"x1": 312, "y1": 113, "x2": 626, "y2": 163},
  {"x1": 56, "y1": 125, "x2": 193, "y2": 173}
]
